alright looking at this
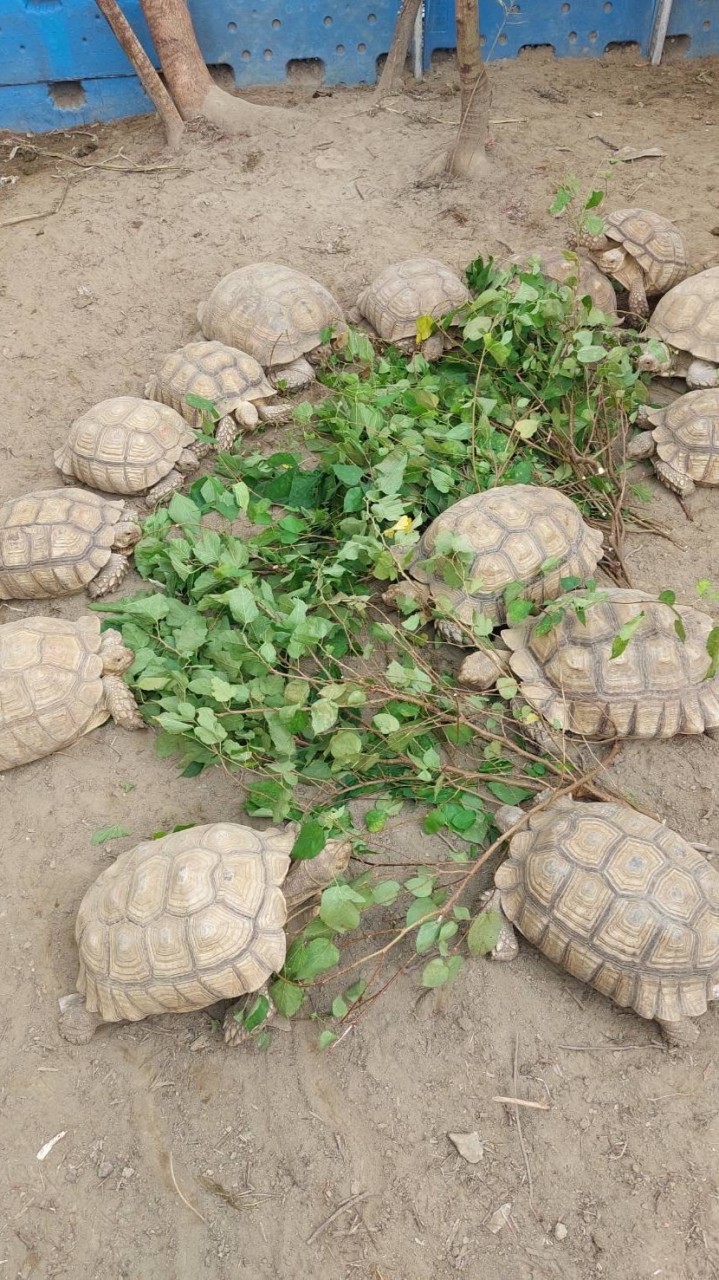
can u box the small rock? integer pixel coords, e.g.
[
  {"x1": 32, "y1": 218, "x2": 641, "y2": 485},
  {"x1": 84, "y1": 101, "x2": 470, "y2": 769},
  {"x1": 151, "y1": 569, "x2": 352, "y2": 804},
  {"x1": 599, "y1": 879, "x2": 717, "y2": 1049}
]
[
  {"x1": 554, "y1": 1222, "x2": 568, "y2": 1242},
  {"x1": 97, "y1": 1160, "x2": 114, "y2": 1180},
  {"x1": 121, "y1": 1166, "x2": 135, "y2": 1180},
  {"x1": 448, "y1": 1131, "x2": 484, "y2": 1164},
  {"x1": 488, "y1": 1202, "x2": 512, "y2": 1234}
]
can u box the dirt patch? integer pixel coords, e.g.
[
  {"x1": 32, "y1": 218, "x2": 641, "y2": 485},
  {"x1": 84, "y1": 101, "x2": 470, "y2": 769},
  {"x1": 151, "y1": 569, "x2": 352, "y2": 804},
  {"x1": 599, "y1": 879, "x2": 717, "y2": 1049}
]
[{"x1": 1, "y1": 51, "x2": 719, "y2": 1280}]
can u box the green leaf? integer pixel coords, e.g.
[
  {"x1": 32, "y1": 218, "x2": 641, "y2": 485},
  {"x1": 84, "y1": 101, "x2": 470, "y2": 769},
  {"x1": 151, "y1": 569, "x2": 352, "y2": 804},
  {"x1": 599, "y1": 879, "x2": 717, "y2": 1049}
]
[
  {"x1": 310, "y1": 699, "x2": 339, "y2": 734},
  {"x1": 90, "y1": 824, "x2": 131, "y2": 846},
  {"x1": 269, "y1": 977, "x2": 304, "y2": 1018},
  {"x1": 372, "y1": 879, "x2": 401, "y2": 906},
  {"x1": 421, "y1": 956, "x2": 463, "y2": 988},
  {"x1": 284, "y1": 937, "x2": 340, "y2": 982},
  {"x1": 415, "y1": 920, "x2": 442, "y2": 954},
  {"x1": 372, "y1": 712, "x2": 400, "y2": 735},
  {"x1": 658, "y1": 590, "x2": 676, "y2": 606},
  {"x1": 332, "y1": 996, "x2": 349, "y2": 1019},
  {"x1": 549, "y1": 184, "x2": 574, "y2": 215},
  {"x1": 405, "y1": 872, "x2": 436, "y2": 898},
  {"x1": 610, "y1": 612, "x2": 645, "y2": 660},
  {"x1": 318, "y1": 1030, "x2": 338, "y2": 1051},
  {"x1": 584, "y1": 189, "x2": 604, "y2": 209},
  {"x1": 329, "y1": 730, "x2": 363, "y2": 763},
  {"x1": 513, "y1": 417, "x2": 540, "y2": 439},
  {"x1": 487, "y1": 782, "x2": 534, "y2": 805},
  {"x1": 416, "y1": 314, "x2": 434, "y2": 343},
  {"x1": 291, "y1": 820, "x2": 326, "y2": 861},
  {"x1": 496, "y1": 676, "x2": 518, "y2": 700},
  {"x1": 705, "y1": 626, "x2": 719, "y2": 679},
  {"x1": 319, "y1": 885, "x2": 364, "y2": 933},
  {"x1": 167, "y1": 492, "x2": 202, "y2": 526},
  {"x1": 227, "y1": 586, "x2": 260, "y2": 625},
  {"x1": 242, "y1": 993, "x2": 271, "y2": 1031},
  {"x1": 467, "y1": 909, "x2": 503, "y2": 956}
]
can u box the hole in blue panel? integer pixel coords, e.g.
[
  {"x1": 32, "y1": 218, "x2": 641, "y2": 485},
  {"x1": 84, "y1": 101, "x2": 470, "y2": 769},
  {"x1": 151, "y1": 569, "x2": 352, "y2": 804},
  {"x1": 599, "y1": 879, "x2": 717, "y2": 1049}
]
[
  {"x1": 497, "y1": 33, "x2": 508, "y2": 45},
  {"x1": 209, "y1": 64, "x2": 236, "y2": 88},
  {"x1": 568, "y1": 30, "x2": 577, "y2": 42},
  {"x1": 603, "y1": 40, "x2": 641, "y2": 56},
  {"x1": 358, "y1": 42, "x2": 366, "y2": 52},
  {"x1": 241, "y1": 49, "x2": 251, "y2": 60},
  {"x1": 703, "y1": 19, "x2": 711, "y2": 29},
  {"x1": 324, "y1": 15, "x2": 333, "y2": 25},
  {"x1": 589, "y1": 30, "x2": 597, "y2": 42},
  {"x1": 368, "y1": 12, "x2": 377, "y2": 22},
  {"x1": 228, "y1": 21, "x2": 237, "y2": 31},
  {"x1": 479, "y1": 34, "x2": 486, "y2": 46},
  {"x1": 664, "y1": 34, "x2": 691, "y2": 57},
  {"x1": 561, "y1": 2, "x2": 570, "y2": 11},
  {"x1": 263, "y1": 49, "x2": 273, "y2": 60},
  {"x1": 518, "y1": 44, "x2": 557, "y2": 58},
  {"x1": 286, "y1": 57, "x2": 325, "y2": 84},
  {"x1": 336, "y1": 43, "x2": 346, "y2": 54},
  {"x1": 272, "y1": 18, "x2": 281, "y2": 28},
  {"x1": 603, "y1": 1, "x2": 612, "y2": 10},
  {"x1": 49, "y1": 80, "x2": 86, "y2": 109}
]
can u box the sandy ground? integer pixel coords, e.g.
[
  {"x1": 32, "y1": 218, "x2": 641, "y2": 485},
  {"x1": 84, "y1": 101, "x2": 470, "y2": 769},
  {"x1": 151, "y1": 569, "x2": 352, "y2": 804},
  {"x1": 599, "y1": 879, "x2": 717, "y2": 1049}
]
[{"x1": 1, "y1": 50, "x2": 719, "y2": 1280}]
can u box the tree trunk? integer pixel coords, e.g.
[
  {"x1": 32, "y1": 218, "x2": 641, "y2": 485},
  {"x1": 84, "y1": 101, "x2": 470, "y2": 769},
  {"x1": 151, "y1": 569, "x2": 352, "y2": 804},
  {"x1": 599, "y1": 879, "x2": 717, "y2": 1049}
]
[
  {"x1": 95, "y1": 0, "x2": 184, "y2": 148},
  {"x1": 446, "y1": 0, "x2": 491, "y2": 178},
  {"x1": 374, "y1": 0, "x2": 422, "y2": 101}
]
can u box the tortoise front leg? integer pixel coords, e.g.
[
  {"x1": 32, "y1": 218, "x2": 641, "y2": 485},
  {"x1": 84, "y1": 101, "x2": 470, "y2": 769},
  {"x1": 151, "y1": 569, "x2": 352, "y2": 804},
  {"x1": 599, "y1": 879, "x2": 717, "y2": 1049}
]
[
  {"x1": 482, "y1": 889, "x2": 520, "y2": 961},
  {"x1": 619, "y1": 255, "x2": 649, "y2": 318},
  {"x1": 145, "y1": 468, "x2": 184, "y2": 505},
  {"x1": 256, "y1": 400, "x2": 292, "y2": 424},
  {"x1": 270, "y1": 357, "x2": 315, "y2": 391},
  {"x1": 576, "y1": 231, "x2": 613, "y2": 254},
  {"x1": 102, "y1": 674, "x2": 144, "y2": 730},
  {"x1": 87, "y1": 553, "x2": 131, "y2": 599},
  {"x1": 656, "y1": 1016, "x2": 699, "y2": 1047}
]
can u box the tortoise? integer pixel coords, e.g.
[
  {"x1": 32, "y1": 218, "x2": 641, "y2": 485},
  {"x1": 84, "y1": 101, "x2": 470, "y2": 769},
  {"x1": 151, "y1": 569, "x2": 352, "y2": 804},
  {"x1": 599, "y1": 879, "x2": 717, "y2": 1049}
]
[
  {"x1": 0, "y1": 616, "x2": 143, "y2": 770},
  {"x1": 58, "y1": 822, "x2": 352, "y2": 1045},
  {"x1": 54, "y1": 397, "x2": 202, "y2": 502},
  {"x1": 627, "y1": 389, "x2": 719, "y2": 500},
  {"x1": 0, "y1": 488, "x2": 141, "y2": 600},
  {"x1": 576, "y1": 208, "x2": 687, "y2": 317},
  {"x1": 382, "y1": 486, "x2": 603, "y2": 651},
  {"x1": 503, "y1": 246, "x2": 618, "y2": 321},
  {"x1": 637, "y1": 267, "x2": 719, "y2": 389},
  {"x1": 197, "y1": 262, "x2": 348, "y2": 391},
  {"x1": 470, "y1": 588, "x2": 719, "y2": 741},
  {"x1": 349, "y1": 258, "x2": 471, "y2": 360},
  {"x1": 145, "y1": 341, "x2": 291, "y2": 450},
  {"x1": 482, "y1": 795, "x2": 719, "y2": 1046}
]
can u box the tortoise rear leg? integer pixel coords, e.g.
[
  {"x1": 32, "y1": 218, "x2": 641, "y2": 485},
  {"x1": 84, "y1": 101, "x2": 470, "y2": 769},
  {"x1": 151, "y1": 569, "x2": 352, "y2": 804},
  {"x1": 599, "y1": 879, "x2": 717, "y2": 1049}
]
[
  {"x1": 145, "y1": 468, "x2": 185, "y2": 505},
  {"x1": 685, "y1": 359, "x2": 719, "y2": 390},
  {"x1": 87, "y1": 553, "x2": 131, "y2": 599},
  {"x1": 270, "y1": 357, "x2": 315, "y2": 391},
  {"x1": 223, "y1": 985, "x2": 274, "y2": 1047},
  {"x1": 656, "y1": 1016, "x2": 699, "y2": 1047},
  {"x1": 58, "y1": 993, "x2": 104, "y2": 1044},
  {"x1": 481, "y1": 889, "x2": 520, "y2": 961},
  {"x1": 420, "y1": 332, "x2": 446, "y2": 361},
  {"x1": 653, "y1": 458, "x2": 695, "y2": 519}
]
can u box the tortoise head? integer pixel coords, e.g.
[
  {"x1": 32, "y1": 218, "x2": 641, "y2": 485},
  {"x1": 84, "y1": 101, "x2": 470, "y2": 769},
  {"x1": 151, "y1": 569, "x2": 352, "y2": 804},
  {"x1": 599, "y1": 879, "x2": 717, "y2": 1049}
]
[
  {"x1": 636, "y1": 341, "x2": 672, "y2": 375},
  {"x1": 100, "y1": 628, "x2": 136, "y2": 675}
]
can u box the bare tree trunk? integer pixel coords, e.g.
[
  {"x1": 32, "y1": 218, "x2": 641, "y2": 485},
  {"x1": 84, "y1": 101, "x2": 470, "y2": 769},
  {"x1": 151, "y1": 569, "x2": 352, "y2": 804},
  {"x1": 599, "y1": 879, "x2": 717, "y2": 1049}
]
[
  {"x1": 446, "y1": 0, "x2": 491, "y2": 177},
  {"x1": 374, "y1": 0, "x2": 422, "y2": 101},
  {"x1": 95, "y1": 0, "x2": 184, "y2": 148}
]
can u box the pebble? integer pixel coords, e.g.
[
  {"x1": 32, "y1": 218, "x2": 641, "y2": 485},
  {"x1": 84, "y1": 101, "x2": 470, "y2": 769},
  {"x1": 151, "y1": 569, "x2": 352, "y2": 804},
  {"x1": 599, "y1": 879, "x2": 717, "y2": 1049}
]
[
  {"x1": 554, "y1": 1222, "x2": 568, "y2": 1242},
  {"x1": 97, "y1": 1160, "x2": 114, "y2": 1179}
]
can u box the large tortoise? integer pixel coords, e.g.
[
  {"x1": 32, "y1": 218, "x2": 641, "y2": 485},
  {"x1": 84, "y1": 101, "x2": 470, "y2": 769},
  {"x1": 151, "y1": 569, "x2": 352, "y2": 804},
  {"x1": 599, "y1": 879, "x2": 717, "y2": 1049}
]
[
  {"x1": 197, "y1": 263, "x2": 348, "y2": 391},
  {"x1": 58, "y1": 823, "x2": 352, "y2": 1045},
  {"x1": 0, "y1": 616, "x2": 143, "y2": 769},
  {"x1": 382, "y1": 486, "x2": 603, "y2": 648},
  {"x1": 55, "y1": 397, "x2": 202, "y2": 502},
  {"x1": 145, "y1": 341, "x2": 290, "y2": 449},
  {"x1": 637, "y1": 266, "x2": 719, "y2": 388},
  {"x1": 483, "y1": 796, "x2": 719, "y2": 1046},
  {"x1": 503, "y1": 246, "x2": 618, "y2": 321},
  {"x1": 0, "y1": 488, "x2": 140, "y2": 600},
  {"x1": 350, "y1": 258, "x2": 471, "y2": 360},
  {"x1": 577, "y1": 208, "x2": 687, "y2": 316},
  {"x1": 627, "y1": 388, "x2": 719, "y2": 500}
]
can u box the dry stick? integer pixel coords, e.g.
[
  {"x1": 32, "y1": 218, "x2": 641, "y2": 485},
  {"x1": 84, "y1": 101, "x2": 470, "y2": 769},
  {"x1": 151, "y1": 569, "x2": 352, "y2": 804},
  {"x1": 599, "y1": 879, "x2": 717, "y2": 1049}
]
[
  {"x1": 306, "y1": 1191, "x2": 370, "y2": 1245},
  {"x1": 493, "y1": 1096, "x2": 550, "y2": 1111},
  {"x1": 374, "y1": 0, "x2": 423, "y2": 100},
  {"x1": 512, "y1": 1034, "x2": 537, "y2": 1217},
  {"x1": 168, "y1": 1152, "x2": 206, "y2": 1222},
  {"x1": 0, "y1": 182, "x2": 69, "y2": 228},
  {"x1": 94, "y1": 0, "x2": 184, "y2": 149}
]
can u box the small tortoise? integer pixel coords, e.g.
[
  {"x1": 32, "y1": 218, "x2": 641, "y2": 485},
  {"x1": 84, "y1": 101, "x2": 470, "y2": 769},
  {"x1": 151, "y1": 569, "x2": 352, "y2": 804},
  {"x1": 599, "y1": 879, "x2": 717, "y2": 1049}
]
[
  {"x1": 627, "y1": 389, "x2": 719, "y2": 500},
  {"x1": 383, "y1": 486, "x2": 603, "y2": 651},
  {"x1": 197, "y1": 262, "x2": 348, "y2": 391},
  {"x1": 350, "y1": 258, "x2": 471, "y2": 360},
  {"x1": 55, "y1": 397, "x2": 201, "y2": 502},
  {"x1": 577, "y1": 208, "x2": 687, "y2": 316},
  {"x1": 0, "y1": 616, "x2": 142, "y2": 770},
  {"x1": 58, "y1": 822, "x2": 352, "y2": 1045},
  {"x1": 499, "y1": 588, "x2": 719, "y2": 740},
  {"x1": 145, "y1": 341, "x2": 290, "y2": 450},
  {"x1": 637, "y1": 266, "x2": 719, "y2": 388},
  {"x1": 483, "y1": 796, "x2": 719, "y2": 1046},
  {"x1": 0, "y1": 488, "x2": 140, "y2": 600},
  {"x1": 503, "y1": 246, "x2": 618, "y2": 321}
]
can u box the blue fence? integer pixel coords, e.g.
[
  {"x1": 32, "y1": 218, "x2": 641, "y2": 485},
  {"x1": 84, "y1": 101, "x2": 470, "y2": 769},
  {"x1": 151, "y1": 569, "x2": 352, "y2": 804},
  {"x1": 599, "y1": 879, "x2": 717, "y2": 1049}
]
[{"x1": 0, "y1": 1, "x2": 717, "y2": 135}]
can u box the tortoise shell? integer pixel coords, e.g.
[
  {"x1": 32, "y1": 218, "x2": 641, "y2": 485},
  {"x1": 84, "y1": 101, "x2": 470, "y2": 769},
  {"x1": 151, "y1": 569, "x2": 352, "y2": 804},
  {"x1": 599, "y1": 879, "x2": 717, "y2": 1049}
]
[
  {"x1": 197, "y1": 263, "x2": 347, "y2": 368},
  {"x1": 54, "y1": 397, "x2": 194, "y2": 494},
  {"x1": 409, "y1": 485, "x2": 603, "y2": 633},
  {"x1": 600, "y1": 208, "x2": 687, "y2": 294},
  {"x1": 0, "y1": 488, "x2": 130, "y2": 599},
  {"x1": 73, "y1": 823, "x2": 293, "y2": 1023},
  {"x1": 504, "y1": 588, "x2": 719, "y2": 739},
  {"x1": 647, "y1": 267, "x2": 719, "y2": 364},
  {"x1": 495, "y1": 799, "x2": 719, "y2": 1025},
  {"x1": 504, "y1": 246, "x2": 618, "y2": 319},
  {"x1": 0, "y1": 615, "x2": 114, "y2": 768},
  {"x1": 357, "y1": 258, "x2": 470, "y2": 342},
  {"x1": 643, "y1": 389, "x2": 719, "y2": 486},
  {"x1": 145, "y1": 341, "x2": 277, "y2": 428}
]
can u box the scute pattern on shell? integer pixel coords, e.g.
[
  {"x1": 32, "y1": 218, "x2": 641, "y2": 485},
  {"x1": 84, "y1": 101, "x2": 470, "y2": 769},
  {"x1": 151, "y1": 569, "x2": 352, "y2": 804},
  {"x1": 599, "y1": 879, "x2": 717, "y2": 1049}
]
[
  {"x1": 603, "y1": 208, "x2": 687, "y2": 294},
  {"x1": 74, "y1": 823, "x2": 294, "y2": 1022},
  {"x1": 410, "y1": 485, "x2": 604, "y2": 631},
  {"x1": 147, "y1": 342, "x2": 276, "y2": 427},
  {"x1": 54, "y1": 397, "x2": 194, "y2": 494},
  {"x1": 495, "y1": 801, "x2": 719, "y2": 1023},
  {"x1": 647, "y1": 266, "x2": 719, "y2": 364},
  {"x1": 644, "y1": 389, "x2": 719, "y2": 486},
  {"x1": 358, "y1": 258, "x2": 470, "y2": 342},
  {"x1": 0, "y1": 615, "x2": 109, "y2": 768},
  {"x1": 197, "y1": 263, "x2": 347, "y2": 367},
  {"x1": 0, "y1": 489, "x2": 126, "y2": 599},
  {"x1": 504, "y1": 588, "x2": 719, "y2": 738},
  {"x1": 504, "y1": 247, "x2": 618, "y2": 318}
]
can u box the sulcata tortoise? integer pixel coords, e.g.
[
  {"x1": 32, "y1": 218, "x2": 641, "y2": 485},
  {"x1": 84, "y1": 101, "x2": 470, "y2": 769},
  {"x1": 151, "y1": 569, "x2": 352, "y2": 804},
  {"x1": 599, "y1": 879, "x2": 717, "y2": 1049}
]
[
  {"x1": 627, "y1": 389, "x2": 719, "y2": 500},
  {"x1": 58, "y1": 823, "x2": 352, "y2": 1045},
  {"x1": 197, "y1": 262, "x2": 348, "y2": 391},
  {"x1": 55, "y1": 397, "x2": 202, "y2": 502},
  {"x1": 577, "y1": 208, "x2": 687, "y2": 317},
  {"x1": 483, "y1": 796, "x2": 719, "y2": 1046},
  {"x1": 0, "y1": 488, "x2": 140, "y2": 600},
  {"x1": 145, "y1": 341, "x2": 290, "y2": 450},
  {"x1": 350, "y1": 258, "x2": 471, "y2": 360},
  {"x1": 637, "y1": 266, "x2": 719, "y2": 388},
  {"x1": 503, "y1": 246, "x2": 618, "y2": 321},
  {"x1": 0, "y1": 616, "x2": 143, "y2": 769}
]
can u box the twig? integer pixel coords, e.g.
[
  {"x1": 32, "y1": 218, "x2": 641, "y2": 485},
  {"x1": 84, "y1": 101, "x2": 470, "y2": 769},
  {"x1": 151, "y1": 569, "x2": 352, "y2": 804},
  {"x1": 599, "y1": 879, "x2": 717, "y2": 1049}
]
[
  {"x1": 306, "y1": 1191, "x2": 370, "y2": 1245},
  {"x1": 1, "y1": 182, "x2": 69, "y2": 228},
  {"x1": 512, "y1": 1034, "x2": 536, "y2": 1216},
  {"x1": 493, "y1": 1095, "x2": 550, "y2": 1111},
  {"x1": 94, "y1": 0, "x2": 184, "y2": 149},
  {"x1": 4, "y1": 141, "x2": 179, "y2": 173},
  {"x1": 168, "y1": 1152, "x2": 206, "y2": 1222},
  {"x1": 559, "y1": 1042, "x2": 664, "y2": 1051}
]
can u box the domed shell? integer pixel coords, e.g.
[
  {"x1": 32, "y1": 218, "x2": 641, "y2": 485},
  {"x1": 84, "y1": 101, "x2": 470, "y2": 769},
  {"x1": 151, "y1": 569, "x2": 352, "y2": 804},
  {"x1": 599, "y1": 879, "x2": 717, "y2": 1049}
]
[
  {"x1": 495, "y1": 799, "x2": 719, "y2": 1024},
  {"x1": 409, "y1": 485, "x2": 604, "y2": 632},
  {"x1": 358, "y1": 258, "x2": 470, "y2": 342},
  {"x1": 0, "y1": 615, "x2": 110, "y2": 768},
  {"x1": 647, "y1": 267, "x2": 719, "y2": 364},
  {"x1": 146, "y1": 341, "x2": 277, "y2": 428},
  {"x1": 504, "y1": 588, "x2": 719, "y2": 739},
  {"x1": 602, "y1": 208, "x2": 687, "y2": 294},
  {"x1": 74, "y1": 823, "x2": 294, "y2": 1023},
  {"x1": 643, "y1": 388, "x2": 719, "y2": 486},
  {"x1": 197, "y1": 263, "x2": 347, "y2": 367},
  {"x1": 504, "y1": 246, "x2": 618, "y2": 320},
  {"x1": 0, "y1": 488, "x2": 128, "y2": 599},
  {"x1": 54, "y1": 396, "x2": 195, "y2": 494}
]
